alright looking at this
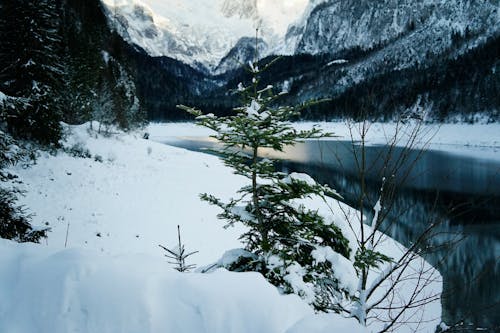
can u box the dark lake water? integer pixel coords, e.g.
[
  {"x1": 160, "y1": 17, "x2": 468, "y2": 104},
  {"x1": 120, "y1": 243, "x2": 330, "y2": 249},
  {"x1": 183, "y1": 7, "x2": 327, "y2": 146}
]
[{"x1": 158, "y1": 137, "x2": 500, "y2": 332}]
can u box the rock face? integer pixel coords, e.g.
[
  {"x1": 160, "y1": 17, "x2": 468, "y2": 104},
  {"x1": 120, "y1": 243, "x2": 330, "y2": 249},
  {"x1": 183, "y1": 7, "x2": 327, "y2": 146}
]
[
  {"x1": 292, "y1": 0, "x2": 499, "y2": 58},
  {"x1": 104, "y1": 0, "x2": 499, "y2": 75},
  {"x1": 279, "y1": 0, "x2": 500, "y2": 97},
  {"x1": 215, "y1": 37, "x2": 267, "y2": 75}
]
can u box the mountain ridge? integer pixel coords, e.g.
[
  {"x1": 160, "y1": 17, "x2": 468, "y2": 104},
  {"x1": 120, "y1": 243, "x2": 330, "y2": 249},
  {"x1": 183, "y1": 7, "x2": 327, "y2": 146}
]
[{"x1": 102, "y1": 0, "x2": 307, "y2": 72}]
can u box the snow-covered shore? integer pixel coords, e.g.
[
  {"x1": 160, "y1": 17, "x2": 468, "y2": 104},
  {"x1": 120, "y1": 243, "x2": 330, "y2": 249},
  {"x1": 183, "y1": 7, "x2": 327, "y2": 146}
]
[
  {"x1": 148, "y1": 121, "x2": 500, "y2": 161},
  {"x1": 0, "y1": 122, "x2": 443, "y2": 332}
]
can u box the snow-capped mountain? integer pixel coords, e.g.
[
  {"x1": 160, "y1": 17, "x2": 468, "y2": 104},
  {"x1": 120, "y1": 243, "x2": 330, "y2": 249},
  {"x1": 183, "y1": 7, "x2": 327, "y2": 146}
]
[
  {"x1": 279, "y1": 0, "x2": 500, "y2": 92},
  {"x1": 102, "y1": 0, "x2": 499, "y2": 76},
  {"x1": 288, "y1": 0, "x2": 499, "y2": 65},
  {"x1": 101, "y1": 0, "x2": 308, "y2": 73},
  {"x1": 215, "y1": 37, "x2": 268, "y2": 75}
]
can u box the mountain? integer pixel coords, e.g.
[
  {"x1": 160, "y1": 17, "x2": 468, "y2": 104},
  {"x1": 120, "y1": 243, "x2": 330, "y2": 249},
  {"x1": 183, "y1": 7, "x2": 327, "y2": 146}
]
[
  {"x1": 274, "y1": 0, "x2": 500, "y2": 121},
  {"x1": 100, "y1": 0, "x2": 499, "y2": 122},
  {"x1": 292, "y1": 0, "x2": 498, "y2": 54},
  {"x1": 101, "y1": 0, "x2": 308, "y2": 73},
  {"x1": 215, "y1": 37, "x2": 268, "y2": 75},
  {"x1": 288, "y1": 0, "x2": 499, "y2": 84},
  {"x1": 220, "y1": 0, "x2": 258, "y2": 19},
  {"x1": 100, "y1": 0, "x2": 316, "y2": 73}
]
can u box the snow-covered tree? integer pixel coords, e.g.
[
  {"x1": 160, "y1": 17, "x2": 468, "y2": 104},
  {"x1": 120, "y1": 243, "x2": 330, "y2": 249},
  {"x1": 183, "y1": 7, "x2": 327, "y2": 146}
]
[
  {"x1": 0, "y1": 126, "x2": 47, "y2": 243},
  {"x1": 180, "y1": 61, "x2": 355, "y2": 310},
  {"x1": 0, "y1": 187, "x2": 47, "y2": 243},
  {"x1": 0, "y1": 0, "x2": 64, "y2": 145},
  {"x1": 60, "y1": 49, "x2": 100, "y2": 125},
  {"x1": 91, "y1": 81, "x2": 115, "y2": 134},
  {"x1": 109, "y1": 60, "x2": 144, "y2": 131}
]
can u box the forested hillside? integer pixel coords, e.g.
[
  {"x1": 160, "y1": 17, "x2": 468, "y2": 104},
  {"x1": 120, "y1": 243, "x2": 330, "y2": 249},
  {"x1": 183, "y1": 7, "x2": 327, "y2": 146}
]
[{"x1": 0, "y1": 0, "x2": 145, "y2": 146}]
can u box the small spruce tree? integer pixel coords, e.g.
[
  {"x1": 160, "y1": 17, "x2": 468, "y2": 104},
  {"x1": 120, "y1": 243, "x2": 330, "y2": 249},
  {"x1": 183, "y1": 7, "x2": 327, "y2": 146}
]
[
  {"x1": 179, "y1": 61, "x2": 354, "y2": 310},
  {"x1": 0, "y1": 128, "x2": 47, "y2": 243},
  {"x1": 159, "y1": 225, "x2": 198, "y2": 273}
]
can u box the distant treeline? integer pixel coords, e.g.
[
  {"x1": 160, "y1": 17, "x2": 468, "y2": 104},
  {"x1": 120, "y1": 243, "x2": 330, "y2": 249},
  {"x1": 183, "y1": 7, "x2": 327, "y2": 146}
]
[{"x1": 133, "y1": 33, "x2": 499, "y2": 123}]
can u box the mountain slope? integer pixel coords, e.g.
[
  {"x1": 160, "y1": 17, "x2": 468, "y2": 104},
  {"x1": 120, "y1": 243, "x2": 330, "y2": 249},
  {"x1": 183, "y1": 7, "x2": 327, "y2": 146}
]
[
  {"x1": 291, "y1": 0, "x2": 499, "y2": 55},
  {"x1": 283, "y1": 0, "x2": 499, "y2": 93}
]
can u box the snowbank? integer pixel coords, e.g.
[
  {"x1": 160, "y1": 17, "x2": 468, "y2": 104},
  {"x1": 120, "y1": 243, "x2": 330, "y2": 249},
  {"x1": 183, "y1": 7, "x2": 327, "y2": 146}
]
[
  {"x1": 286, "y1": 314, "x2": 369, "y2": 333},
  {"x1": 0, "y1": 239, "x2": 312, "y2": 333}
]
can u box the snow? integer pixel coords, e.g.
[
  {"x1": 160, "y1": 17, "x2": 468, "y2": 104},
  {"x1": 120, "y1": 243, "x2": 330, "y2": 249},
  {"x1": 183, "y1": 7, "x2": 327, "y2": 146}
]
[
  {"x1": 286, "y1": 314, "x2": 369, "y2": 333},
  {"x1": 296, "y1": 194, "x2": 442, "y2": 333},
  {"x1": 148, "y1": 122, "x2": 216, "y2": 138},
  {"x1": 246, "y1": 99, "x2": 261, "y2": 117},
  {"x1": 284, "y1": 262, "x2": 316, "y2": 304},
  {"x1": 0, "y1": 239, "x2": 312, "y2": 333},
  {"x1": 311, "y1": 246, "x2": 358, "y2": 293},
  {"x1": 203, "y1": 248, "x2": 256, "y2": 271},
  {"x1": 229, "y1": 205, "x2": 254, "y2": 222},
  {"x1": 0, "y1": 121, "x2": 442, "y2": 332},
  {"x1": 326, "y1": 59, "x2": 348, "y2": 66},
  {"x1": 282, "y1": 172, "x2": 317, "y2": 186},
  {"x1": 146, "y1": 121, "x2": 455, "y2": 332},
  {"x1": 101, "y1": 50, "x2": 110, "y2": 64},
  {"x1": 10, "y1": 122, "x2": 246, "y2": 265}
]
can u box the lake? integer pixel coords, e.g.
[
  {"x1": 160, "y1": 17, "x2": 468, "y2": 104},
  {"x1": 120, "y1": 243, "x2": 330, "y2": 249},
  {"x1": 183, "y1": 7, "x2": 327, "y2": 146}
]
[{"x1": 158, "y1": 137, "x2": 500, "y2": 332}]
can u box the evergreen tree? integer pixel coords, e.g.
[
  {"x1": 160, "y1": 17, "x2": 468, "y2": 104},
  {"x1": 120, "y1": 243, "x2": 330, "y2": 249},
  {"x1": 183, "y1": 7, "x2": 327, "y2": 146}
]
[
  {"x1": 0, "y1": 0, "x2": 64, "y2": 145},
  {"x1": 109, "y1": 59, "x2": 144, "y2": 130},
  {"x1": 180, "y1": 62, "x2": 354, "y2": 310},
  {"x1": 92, "y1": 80, "x2": 115, "y2": 133},
  {"x1": 0, "y1": 188, "x2": 47, "y2": 243},
  {"x1": 61, "y1": 47, "x2": 99, "y2": 125},
  {"x1": 0, "y1": 128, "x2": 47, "y2": 243}
]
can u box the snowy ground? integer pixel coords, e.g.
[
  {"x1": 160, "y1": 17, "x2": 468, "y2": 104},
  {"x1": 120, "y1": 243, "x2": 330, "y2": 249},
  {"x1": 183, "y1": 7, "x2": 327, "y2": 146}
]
[{"x1": 0, "y1": 122, "x2": 445, "y2": 332}]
